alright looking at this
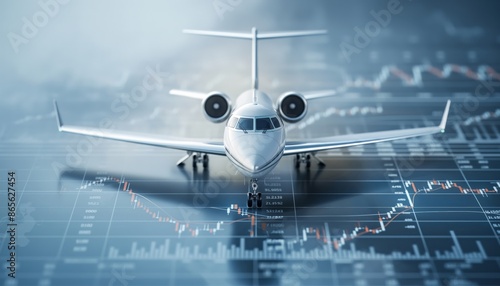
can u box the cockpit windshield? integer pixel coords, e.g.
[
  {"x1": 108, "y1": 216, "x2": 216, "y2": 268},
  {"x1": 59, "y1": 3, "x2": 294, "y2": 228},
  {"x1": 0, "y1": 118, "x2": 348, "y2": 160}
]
[
  {"x1": 236, "y1": 117, "x2": 254, "y2": 131},
  {"x1": 229, "y1": 116, "x2": 282, "y2": 132},
  {"x1": 227, "y1": 116, "x2": 238, "y2": 128},
  {"x1": 271, "y1": 117, "x2": 281, "y2": 128},
  {"x1": 256, "y1": 118, "x2": 273, "y2": 131}
]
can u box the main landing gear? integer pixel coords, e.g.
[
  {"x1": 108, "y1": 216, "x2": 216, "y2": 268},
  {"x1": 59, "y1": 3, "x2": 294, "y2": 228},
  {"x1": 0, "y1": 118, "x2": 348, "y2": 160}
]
[
  {"x1": 192, "y1": 153, "x2": 209, "y2": 168},
  {"x1": 176, "y1": 152, "x2": 209, "y2": 168},
  {"x1": 247, "y1": 179, "x2": 262, "y2": 208},
  {"x1": 294, "y1": 152, "x2": 326, "y2": 169}
]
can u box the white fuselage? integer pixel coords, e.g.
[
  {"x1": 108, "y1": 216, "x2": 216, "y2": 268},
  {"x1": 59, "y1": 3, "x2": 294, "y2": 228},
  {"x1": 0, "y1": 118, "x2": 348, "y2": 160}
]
[{"x1": 223, "y1": 90, "x2": 286, "y2": 179}]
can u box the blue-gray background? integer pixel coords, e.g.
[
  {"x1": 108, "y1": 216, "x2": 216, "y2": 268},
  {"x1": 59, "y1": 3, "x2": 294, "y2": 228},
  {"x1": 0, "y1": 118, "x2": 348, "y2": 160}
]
[{"x1": 1, "y1": 1, "x2": 500, "y2": 285}]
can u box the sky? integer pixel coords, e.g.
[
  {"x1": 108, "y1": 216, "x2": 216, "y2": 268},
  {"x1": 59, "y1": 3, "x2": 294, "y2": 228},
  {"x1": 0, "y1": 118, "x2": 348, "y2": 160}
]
[{"x1": 1, "y1": 0, "x2": 499, "y2": 141}]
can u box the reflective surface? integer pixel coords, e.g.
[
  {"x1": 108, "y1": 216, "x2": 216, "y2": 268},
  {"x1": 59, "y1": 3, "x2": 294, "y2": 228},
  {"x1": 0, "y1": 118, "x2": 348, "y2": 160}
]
[{"x1": 1, "y1": 0, "x2": 500, "y2": 285}]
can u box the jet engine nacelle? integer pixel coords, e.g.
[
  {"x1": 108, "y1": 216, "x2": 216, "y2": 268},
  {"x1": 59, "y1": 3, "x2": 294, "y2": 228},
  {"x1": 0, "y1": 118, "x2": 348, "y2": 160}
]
[
  {"x1": 277, "y1": 92, "x2": 308, "y2": 123},
  {"x1": 202, "y1": 91, "x2": 232, "y2": 123}
]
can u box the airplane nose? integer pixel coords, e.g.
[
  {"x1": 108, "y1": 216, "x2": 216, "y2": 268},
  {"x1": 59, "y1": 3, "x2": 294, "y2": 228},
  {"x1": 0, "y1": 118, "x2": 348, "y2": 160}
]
[
  {"x1": 224, "y1": 130, "x2": 284, "y2": 176},
  {"x1": 240, "y1": 153, "x2": 268, "y2": 172}
]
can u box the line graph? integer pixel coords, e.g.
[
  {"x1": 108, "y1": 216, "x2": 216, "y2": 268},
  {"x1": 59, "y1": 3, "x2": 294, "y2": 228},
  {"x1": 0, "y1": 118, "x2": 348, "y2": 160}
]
[
  {"x1": 315, "y1": 179, "x2": 499, "y2": 251},
  {"x1": 79, "y1": 176, "x2": 253, "y2": 237},
  {"x1": 344, "y1": 64, "x2": 500, "y2": 90},
  {"x1": 77, "y1": 174, "x2": 499, "y2": 263},
  {"x1": 463, "y1": 109, "x2": 500, "y2": 126}
]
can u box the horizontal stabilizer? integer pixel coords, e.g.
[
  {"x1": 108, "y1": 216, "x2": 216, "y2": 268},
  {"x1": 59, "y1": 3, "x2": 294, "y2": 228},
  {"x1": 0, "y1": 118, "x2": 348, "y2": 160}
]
[
  {"x1": 303, "y1": 89, "x2": 337, "y2": 100},
  {"x1": 183, "y1": 29, "x2": 252, "y2": 39},
  {"x1": 183, "y1": 29, "x2": 327, "y2": 40},
  {"x1": 182, "y1": 27, "x2": 328, "y2": 92},
  {"x1": 169, "y1": 89, "x2": 206, "y2": 99},
  {"x1": 258, "y1": 30, "x2": 327, "y2": 39}
]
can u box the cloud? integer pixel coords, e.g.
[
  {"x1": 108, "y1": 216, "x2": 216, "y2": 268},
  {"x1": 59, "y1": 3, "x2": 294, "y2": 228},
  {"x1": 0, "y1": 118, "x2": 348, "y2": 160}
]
[{"x1": 0, "y1": 0, "x2": 220, "y2": 108}]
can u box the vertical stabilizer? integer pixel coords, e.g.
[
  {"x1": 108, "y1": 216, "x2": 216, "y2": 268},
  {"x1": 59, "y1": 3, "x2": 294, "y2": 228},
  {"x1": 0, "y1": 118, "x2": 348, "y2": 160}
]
[{"x1": 251, "y1": 27, "x2": 258, "y2": 91}]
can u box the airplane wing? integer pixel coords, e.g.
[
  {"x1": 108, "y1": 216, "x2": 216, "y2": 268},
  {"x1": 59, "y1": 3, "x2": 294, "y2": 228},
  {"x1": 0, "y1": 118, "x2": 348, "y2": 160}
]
[
  {"x1": 53, "y1": 101, "x2": 226, "y2": 155},
  {"x1": 283, "y1": 100, "x2": 451, "y2": 155}
]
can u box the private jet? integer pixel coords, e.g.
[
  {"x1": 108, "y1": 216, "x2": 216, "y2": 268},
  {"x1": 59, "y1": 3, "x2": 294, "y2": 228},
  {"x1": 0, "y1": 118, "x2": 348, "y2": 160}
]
[{"x1": 54, "y1": 27, "x2": 450, "y2": 208}]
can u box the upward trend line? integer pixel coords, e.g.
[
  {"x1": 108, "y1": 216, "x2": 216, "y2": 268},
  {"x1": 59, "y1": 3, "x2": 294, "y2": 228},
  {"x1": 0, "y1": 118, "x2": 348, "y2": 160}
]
[
  {"x1": 463, "y1": 109, "x2": 500, "y2": 126},
  {"x1": 312, "y1": 179, "x2": 499, "y2": 250},
  {"x1": 346, "y1": 64, "x2": 500, "y2": 89}
]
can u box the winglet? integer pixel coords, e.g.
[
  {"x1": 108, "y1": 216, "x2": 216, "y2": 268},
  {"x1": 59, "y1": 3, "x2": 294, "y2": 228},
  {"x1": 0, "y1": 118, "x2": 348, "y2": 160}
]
[
  {"x1": 53, "y1": 100, "x2": 63, "y2": 131},
  {"x1": 439, "y1": 99, "x2": 451, "y2": 132}
]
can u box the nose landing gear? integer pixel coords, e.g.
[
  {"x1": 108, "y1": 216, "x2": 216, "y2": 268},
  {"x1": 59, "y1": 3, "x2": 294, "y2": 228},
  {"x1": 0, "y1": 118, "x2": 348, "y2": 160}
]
[{"x1": 247, "y1": 179, "x2": 262, "y2": 208}]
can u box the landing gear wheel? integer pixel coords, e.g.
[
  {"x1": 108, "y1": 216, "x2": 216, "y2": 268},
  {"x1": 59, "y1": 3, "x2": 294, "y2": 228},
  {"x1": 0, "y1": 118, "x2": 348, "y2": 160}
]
[
  {"x1": 256, "y1": 192, "x2": 262, "y2": 208},
  {"x1": 202, "y1": 154, "x2": 209, "y2": 168},
  {"x1": 295, "y1": 153, "x2": 316, "y2": 169},
  {"x1": 247, "y1": 193, "x2": 262, "y2": 208},
  {"x1": 192, "y1": 154, "x2": 198, "y2": 168},
  {"x1": 294, "y1": 154, "x2": 300, "y2": 168}
]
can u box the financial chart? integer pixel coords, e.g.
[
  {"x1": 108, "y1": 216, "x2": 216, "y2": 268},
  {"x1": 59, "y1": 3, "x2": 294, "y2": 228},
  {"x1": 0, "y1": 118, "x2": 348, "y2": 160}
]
[{"x1": 1, "y1": 1, "x2": 499, "y2": 285}]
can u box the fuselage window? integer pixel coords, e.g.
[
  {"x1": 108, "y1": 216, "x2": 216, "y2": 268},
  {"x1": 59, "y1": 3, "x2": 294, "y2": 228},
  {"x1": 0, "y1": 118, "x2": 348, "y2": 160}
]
[
  {"x1": 256, "y1": 118, "x2": 273, "y2": 131},
  {"x1": 227, "y1": 116, "x2": 238, "y2": 128},
  {"x1": 271, "y1": 117, "x2": 281, "y2": 128},
  {"x1": 236, "y1": 117, "x2": 254, "y2": 131}
]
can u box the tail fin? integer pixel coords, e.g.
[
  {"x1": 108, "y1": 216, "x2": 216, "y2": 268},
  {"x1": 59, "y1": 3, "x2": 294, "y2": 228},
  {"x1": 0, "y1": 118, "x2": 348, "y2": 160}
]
[{"x1": 183, "y1": 27, "x2": 327, "y2": 90}]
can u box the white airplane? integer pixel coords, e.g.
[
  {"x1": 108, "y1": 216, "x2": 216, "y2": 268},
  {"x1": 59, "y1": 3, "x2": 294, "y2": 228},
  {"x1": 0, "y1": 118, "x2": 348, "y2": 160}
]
[{"x1": 54, "y1": 27, "x2": 451, "y2": 208}]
